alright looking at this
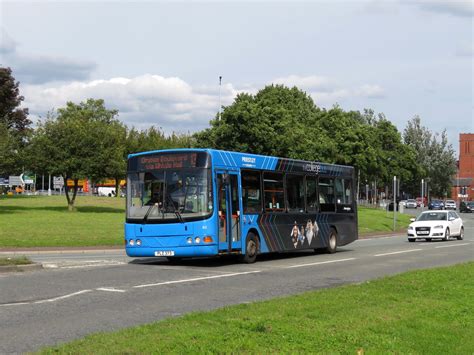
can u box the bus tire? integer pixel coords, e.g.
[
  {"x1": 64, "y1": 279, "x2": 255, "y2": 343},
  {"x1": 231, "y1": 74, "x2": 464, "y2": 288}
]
[
  {"x1": 326, "y1": 228, "x2": 337, "y2": 254},
  {"x1": 241, "y1": 232, "x2": 258, "y2": 264}
]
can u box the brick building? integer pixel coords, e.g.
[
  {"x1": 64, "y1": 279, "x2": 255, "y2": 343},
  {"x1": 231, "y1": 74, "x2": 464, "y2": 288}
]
[{"x1": 452, "y1": 133, "x2": 474, "y2": 202}]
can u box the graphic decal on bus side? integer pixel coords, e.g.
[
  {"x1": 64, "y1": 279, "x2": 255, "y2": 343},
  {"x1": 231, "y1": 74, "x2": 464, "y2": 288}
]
[{"x1": 257, "y1": 215, "x2": 327, "y2": 252}]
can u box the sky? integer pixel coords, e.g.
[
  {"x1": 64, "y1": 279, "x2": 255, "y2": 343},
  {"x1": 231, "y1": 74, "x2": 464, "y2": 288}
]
[{"x1": 1, "y1": 0, "x2": 472, "y2": 155}]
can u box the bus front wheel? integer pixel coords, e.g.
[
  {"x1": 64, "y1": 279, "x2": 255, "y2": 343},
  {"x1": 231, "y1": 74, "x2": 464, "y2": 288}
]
[
  {"x1": 241, "y1": 233, "x2": 258, "y2": 264},
  {"x1": 327, "y1": 228, "x2": 338, "y2": 254}
]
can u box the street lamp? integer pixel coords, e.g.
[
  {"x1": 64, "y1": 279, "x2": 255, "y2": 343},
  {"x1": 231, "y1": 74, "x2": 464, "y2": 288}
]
[{"x1": 218, "y1": 75, "x2": 222, "y2": 120}]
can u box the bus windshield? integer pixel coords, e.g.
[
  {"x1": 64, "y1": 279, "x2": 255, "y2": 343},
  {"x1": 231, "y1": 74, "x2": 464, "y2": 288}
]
[{"x1": 127, "y1": 168, "x2": 213, "y2": 222}]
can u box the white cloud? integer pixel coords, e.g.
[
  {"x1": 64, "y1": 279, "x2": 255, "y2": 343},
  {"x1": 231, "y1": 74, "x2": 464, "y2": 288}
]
[
  {"x1": 272, "y1": 75, "x2": 335, "y2": 92},
  {"x1": 270, "y1": 75, "x2": 386, "y2": 106},
  {"x1": 355, "y1": 84, "x2": 385, "y2": 98},
  {"x1": 22, "y1": 74, "x2": 238, "y2": 133}
]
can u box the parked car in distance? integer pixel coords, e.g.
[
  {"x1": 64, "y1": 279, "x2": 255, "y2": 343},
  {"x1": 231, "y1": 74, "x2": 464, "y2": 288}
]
[
  {"x1": 407, "y1": 210, "x2": 464, "y2": 242},
  {"x1": 460, "y1": 201, "x2": 474, "y2": 213},
  {"x1": 428, "y1": 199, "x2": 444, "y2": 210},
  {"x1": 405, "y1": 199, "x2": 417, "y2": 209},
  {"x1": 444, "y1": 199, "x2": 456, "y2": 210}
]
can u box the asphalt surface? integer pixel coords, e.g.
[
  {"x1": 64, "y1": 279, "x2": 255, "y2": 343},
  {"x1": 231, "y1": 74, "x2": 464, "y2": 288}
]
[{"x1": 0, "y1": 211, "x2": 473, "y2": 354}]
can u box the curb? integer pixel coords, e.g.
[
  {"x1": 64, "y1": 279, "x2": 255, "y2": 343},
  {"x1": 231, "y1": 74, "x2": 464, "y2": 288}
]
[{"x1": 0, "y1": 263, "x2": 44, "y2": 273}]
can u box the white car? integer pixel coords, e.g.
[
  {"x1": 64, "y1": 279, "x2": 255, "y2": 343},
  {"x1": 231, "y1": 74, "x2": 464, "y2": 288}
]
[
  {"x1": 444, "y1": 199, "x2": 456, "y2": 210},
  {"x1": 407, "y1": 211, "x2": 464, "y2": 242},
  {"x1": 405, "y1": 199, "x2": 417, "y2": 208}
]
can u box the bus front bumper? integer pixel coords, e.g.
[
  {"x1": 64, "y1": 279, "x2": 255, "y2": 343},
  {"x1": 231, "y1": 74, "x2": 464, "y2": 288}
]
[{"x1": 125, "y1": 245, "x2": 218, "y2": 258}]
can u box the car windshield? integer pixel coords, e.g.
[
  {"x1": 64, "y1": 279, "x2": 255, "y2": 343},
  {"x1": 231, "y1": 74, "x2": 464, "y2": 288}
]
[
  {"x1": 127, "y1": 168, "x2": 212, "y2": 221},
  {"x1": 467, "y1": 202, "x2": 474, "y2": 207},
  {"x1": 416, "y1": 212, "x2": 447, "y2": 221},
  {"x1": 407, "y1": 199, "x2": 416, "y2": 203},
  {"x1": 446, "y1": 200, "x2": 455, "y2": 203}
]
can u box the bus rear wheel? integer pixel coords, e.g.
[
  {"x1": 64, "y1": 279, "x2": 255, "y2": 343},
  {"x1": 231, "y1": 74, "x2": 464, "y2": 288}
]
[
  {"x1": 241, "y1": 233, "x2": 258, "y2": 264},
  {"x1": 326, "y1": 228, "x2": 338, "y2": 254}
]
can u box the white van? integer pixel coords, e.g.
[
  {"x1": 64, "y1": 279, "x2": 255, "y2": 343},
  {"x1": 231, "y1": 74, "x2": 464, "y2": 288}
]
[{"x1": 98, "y1": 187, "x2": 116, "y2": 197}]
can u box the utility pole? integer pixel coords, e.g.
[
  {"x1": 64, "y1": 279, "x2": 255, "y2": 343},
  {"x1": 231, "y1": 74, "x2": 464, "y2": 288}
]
[
  {"x1": 393, "y1": 176, "x2": 397, "y2": 231},
  {"x1": 218, "y1": 76, "x2": 222, "y2": 120},
  {"x1": 421, "y1": 178, "x2": 424, "y2": 210}
]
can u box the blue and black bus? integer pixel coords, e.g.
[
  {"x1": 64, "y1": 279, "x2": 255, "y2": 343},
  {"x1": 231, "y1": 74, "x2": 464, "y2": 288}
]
[{"x1": 125, "y1": 149, "x2": 357, "y2": 263}]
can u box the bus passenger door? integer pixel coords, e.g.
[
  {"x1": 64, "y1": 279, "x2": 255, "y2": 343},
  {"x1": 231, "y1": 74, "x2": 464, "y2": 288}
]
[{"x1": 217, "y1": 172, "x2": 241, "y2": 252}]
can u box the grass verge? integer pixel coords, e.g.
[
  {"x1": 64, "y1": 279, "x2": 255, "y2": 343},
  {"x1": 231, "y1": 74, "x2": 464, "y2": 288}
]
[
  {"x1": 0, "y1": 256, "x2": 32, "y2": 266},
  {"x1": 0, "y1": 195, "x2": 124, "y2": 247},
  {"x1": 37, "y1": 262, "x2": 474, "y2": 354},
  {"x1": 358, "y1": 206, "x2": 411, "y2": 234},
  {"x1": 0, "y1": 196, "x2": 410, "y2": 248}
]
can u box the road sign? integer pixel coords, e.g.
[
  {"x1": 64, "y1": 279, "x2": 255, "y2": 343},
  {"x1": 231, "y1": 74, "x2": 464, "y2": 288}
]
[{"x1": 53, "y1": 176, "x2": 64, "y2": 189}]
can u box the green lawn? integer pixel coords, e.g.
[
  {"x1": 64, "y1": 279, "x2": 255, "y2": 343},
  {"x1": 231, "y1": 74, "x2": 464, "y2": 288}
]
[
  {"x1": 0, "y1": 195, "x2": 125, "y2": 247},
  {"x1": 0, "y1": 196, "x2": 410, "y2": 248},
  {"x1": 358, "y1": 206, "x2": 412, "y2": 234},
  {"x1": 37, "y1": 262, "x2": 474, "y2": 354}
]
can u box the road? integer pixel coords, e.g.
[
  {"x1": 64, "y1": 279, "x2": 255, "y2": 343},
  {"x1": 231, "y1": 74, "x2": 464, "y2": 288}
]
[{"x1": 1, "y1": 212, "x2": 473, "y2": 353}]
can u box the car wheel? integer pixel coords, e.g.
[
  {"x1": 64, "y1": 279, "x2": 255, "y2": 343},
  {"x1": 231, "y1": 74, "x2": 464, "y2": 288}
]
[
  {"x1": 444, "y1": 228, "x2": 450, "y2": 241},
  {"x1": 408, "y1": 238, "x2": 415, "y2": 243},
  {"x1": 326, "y1": 228, "x2": 338, "y2": 254},
  {"x1": 457, "y1": 227, "x2": 464, "y2": 241},
  {"x1": 241, "y1": 232, "x2": 258, "y2": 264}
]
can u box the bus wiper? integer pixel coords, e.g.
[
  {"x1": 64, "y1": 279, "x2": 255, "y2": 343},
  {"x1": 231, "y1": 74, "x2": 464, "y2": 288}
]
[
  {"x1": 165, "y1": 194, "x2": 184, "y2": 223},
  {"x1": 143, "y1": 203, "x2": 158, "y2": 223}
]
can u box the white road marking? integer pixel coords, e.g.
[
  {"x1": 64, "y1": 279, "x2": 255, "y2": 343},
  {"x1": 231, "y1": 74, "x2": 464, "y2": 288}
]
[
  {"x1": 435, "y1": 243, "x2": 471, "y2": 249},
  {"x1": 286, "y1": 258, "x2": 356, "y2": 269},
  {"x1": 133, "y1": 270, "x2": 262, "y2": 289},
  {"x1": 43, "y1": 261, "x2": 126, "y2": 270},
  {"x1": 0, "y1": 302, "x2": 32, "y2": 307},
  {"x1": 374, "y1": 249, "x2": 422, "y2": 257},
  {"x1": 96, "y1": 287, "x2": 126, "y2": 293},
  {"x1": 33, "y1": 290, "x2": 92, "y2": 304}
]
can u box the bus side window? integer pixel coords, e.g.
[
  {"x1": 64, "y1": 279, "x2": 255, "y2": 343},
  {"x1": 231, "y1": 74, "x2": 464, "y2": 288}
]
[
  {"x1": 335, "y1": 178, "x2": 345, "y2": 204},
  {"x1": 242, "y1": 170, "x2": 262, "y2": 213},
  {"x1": 335, "y1": 178, "x2": 353, "y2": 213},
  {"x1": 286, "y1": 174, "x2": 305, "y2": 213},
  {"x1": 306, "y1": 176, "x2": 318, "y2": 212},
  {"x1": 344, "y1": 179, "x2": 353, "y2": 204},
  {"x1": 319, "y1": 177, "x2": 335, "y2": 212},
  {"x1": 263, "y1": 172, "x2": 285, "y2": 212}
]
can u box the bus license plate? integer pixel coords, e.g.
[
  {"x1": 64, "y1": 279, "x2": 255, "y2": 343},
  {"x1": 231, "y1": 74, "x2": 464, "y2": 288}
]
[{"x1": 155, "y1": 251, "x2": 175, "y2": 257}]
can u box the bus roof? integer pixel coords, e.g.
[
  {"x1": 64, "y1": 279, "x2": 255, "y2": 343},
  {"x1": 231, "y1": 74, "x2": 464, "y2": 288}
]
[{"x1": 128, "y1": 148, "x2": 354, "y2": 177}]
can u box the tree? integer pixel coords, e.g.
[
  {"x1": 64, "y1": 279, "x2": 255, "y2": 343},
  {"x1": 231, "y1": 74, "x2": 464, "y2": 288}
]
[
  {"x1": 0, "y1": 67, "x2": 31, "y2": 135},
  {"x1": 0, "y1": 123, "x2": 20, "y2": 175},
  {"x1": 27, "y1": 99, "x2": 122, "y2": 210},
  {"x1": 403, "y1": 116, "x2": 456, "y2": 197},
  {"x1": 194, "y1": 85, "x2": 330, "y2": 160},
  {"x1": 0, "y1": 67, "x2": 31, "y2": 176}
]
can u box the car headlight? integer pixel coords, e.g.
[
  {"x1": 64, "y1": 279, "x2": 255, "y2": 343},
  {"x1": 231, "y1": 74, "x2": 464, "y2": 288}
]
[{"x1": 433, "y1": 225, "x2": 444, "y2": 229}]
